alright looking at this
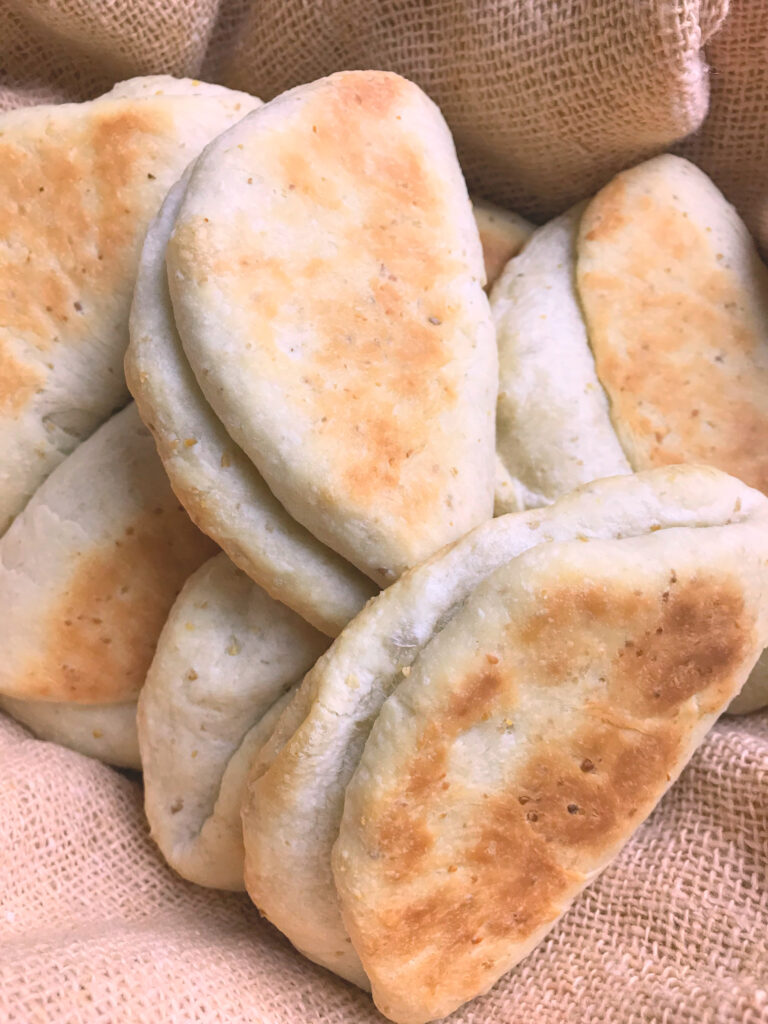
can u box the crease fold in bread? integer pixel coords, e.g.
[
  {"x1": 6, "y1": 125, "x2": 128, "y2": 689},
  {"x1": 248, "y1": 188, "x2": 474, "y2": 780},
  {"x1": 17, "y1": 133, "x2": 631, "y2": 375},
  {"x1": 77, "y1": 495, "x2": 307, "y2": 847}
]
[
  {"x1": 126, "y1": 171, "x2": 376, "y2": 637},
  {"x1": 164, "y1": 70, "x2": 497, "y2": 586},
  {"x1": 0, "y1": 403, "x2": 216, "y2": 767},
  {"x1": 490, "y1": 154, "x2": 768, "y2": 713},
  {"x1": 492, "y1": 204, "x2": 630, "y2": 514},
  {"x1": 240, "y1": 465, "x2": 768, "y2": 1019},
  {"x1": 0, "y1": 75, "x2": 261, "y2": 533},
  {"x1": 138, "y1": 552, "x2": 329, "y2": 889}
]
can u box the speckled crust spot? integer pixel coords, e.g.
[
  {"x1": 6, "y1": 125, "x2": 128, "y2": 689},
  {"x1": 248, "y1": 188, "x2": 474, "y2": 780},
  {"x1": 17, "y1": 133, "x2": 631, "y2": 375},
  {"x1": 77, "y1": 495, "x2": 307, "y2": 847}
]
[
  {"x1": 515, "y1": 574, "x2": 747, "y2": 716},
  {"x1": 20, "y1": 500, "x2": 216, "y2": 703},
  {"x1": 578, "y1": 160, "x2": 768, "y2": 495},
  {"x1": 350, "y1": 655, "x2": 572, "y2": 1003},
  {"x1": 366, "y1": 667, "x2": 510, "y2": 886},
  {"x1": 0, "y1": 104, "x2": 170, "y2": 406},
  {"x1": 338, "y1": 537, "x2": 758, "y2": 1023}
]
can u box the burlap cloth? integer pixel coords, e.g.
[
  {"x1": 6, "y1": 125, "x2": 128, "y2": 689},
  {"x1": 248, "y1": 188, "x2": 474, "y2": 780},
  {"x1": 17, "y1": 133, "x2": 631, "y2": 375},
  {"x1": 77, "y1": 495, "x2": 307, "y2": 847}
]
[{"x1": 0, "y1": 1, "x2": 766, "y2": 1020}]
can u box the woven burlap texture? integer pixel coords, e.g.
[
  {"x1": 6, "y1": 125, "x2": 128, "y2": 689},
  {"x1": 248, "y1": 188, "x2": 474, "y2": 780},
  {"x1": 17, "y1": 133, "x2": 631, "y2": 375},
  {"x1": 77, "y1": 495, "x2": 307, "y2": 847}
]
[
  {"x1": 2, "y1": 709, "x2": 766, "y2": 1023},
  {"x1": 4, "y1": 0, "x2": 766, "y2": 237},
  {"x1": 1, "y1": 0, "x2": 767, "y2": 1021}
]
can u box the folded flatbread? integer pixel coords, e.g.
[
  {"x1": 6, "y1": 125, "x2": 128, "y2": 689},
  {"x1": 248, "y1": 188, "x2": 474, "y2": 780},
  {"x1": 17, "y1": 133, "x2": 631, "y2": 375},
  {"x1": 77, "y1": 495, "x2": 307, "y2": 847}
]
[
  {"x1": 491, "y1": 155, "x2": 768, "y2": 712},
  {"x1": 166, "y1": 70, "x2": 497, "y2": 585},
  {"x1": 578, "y1": 155, "x2": 768, "y2": 493},
  {"x1": 138, "y1": 552, "x2": 328, "y2": 889},
  {"x1": 126, "y1": 171, "x2": 376, "y2": 636},
  {"x1": 492, "y1": 205, "x2": 631, "y2": 514},
  {"x1": 0, "y1": 403, "x2": 216, "y2": 765},
  {"x1": 241, "y1": 465, "x2": 768, "y2": 1017},
  {"x1": 493, "y1": 155, "x2": 768, "y2": 508},
  {"x1": 0, "y1": 75, "x2": 260, "y2": 533}
]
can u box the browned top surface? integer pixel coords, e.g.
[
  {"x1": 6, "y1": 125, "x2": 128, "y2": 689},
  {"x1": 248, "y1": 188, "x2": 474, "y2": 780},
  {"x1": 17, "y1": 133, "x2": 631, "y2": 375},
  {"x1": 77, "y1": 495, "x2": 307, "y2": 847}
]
[
  {"x1": 19, "y1": 498, "x2": 216, "y2": 704},
  {"x1": 0, "y1": 101, "x2": 174, "y2": 418},
  {"x1": 337, "y1": 531, "x2": 758, "y2": 1023},
  {"x1": 170, "y1": 72, "x2": 493, "y2": 577},
  {"x1": 577, "y1": 162, "x2": 768, "y2": 495}
]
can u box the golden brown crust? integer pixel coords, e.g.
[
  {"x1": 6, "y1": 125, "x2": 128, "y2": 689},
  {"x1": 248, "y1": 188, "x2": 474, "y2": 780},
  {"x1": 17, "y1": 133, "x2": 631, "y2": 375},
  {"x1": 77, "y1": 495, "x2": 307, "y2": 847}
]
[
  {"x1": 516, "y1": 573, "x2": 746, "y2": 716},
  {"x1": 0, "y1": 405, "x2": 218, "y2": 706},
  {"x1": 0, "y1": 81, "x2": 262, "y2": 531},
  {"x1": 578, "y1": 158, "x2": 768, "y2": 495},
  {"x1": 169, "y1": 71, "x2": 495, "y2": 582},
  {"x1": 19, "y1": 497, "x2": 216, "y2": 704},
  {"x1": 267, "y1": 82, "x2": 457, "y2": 522},
  {"x1": 174, "y1": 80, "x2": 461, "y2": 527},
  {"x1": 0, "y1": 103, "x2": 171, "y2": 407},
  {"x1": 0, "y1": 352, "x2": 42, "y2": 417},
  {"x1": 336, "y1": 527, "x2": 763, "y2": 1023}
]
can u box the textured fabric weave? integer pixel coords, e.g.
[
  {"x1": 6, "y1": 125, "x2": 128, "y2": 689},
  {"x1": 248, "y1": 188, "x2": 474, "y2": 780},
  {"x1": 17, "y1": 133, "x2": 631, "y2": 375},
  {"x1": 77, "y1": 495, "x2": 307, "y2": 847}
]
[
  {"x1": 1, "y1": 1, "x2": 767, "y2": 1021},
  {"x1": 1, "y1": 710, "x2": 766, "y2": 1023}
]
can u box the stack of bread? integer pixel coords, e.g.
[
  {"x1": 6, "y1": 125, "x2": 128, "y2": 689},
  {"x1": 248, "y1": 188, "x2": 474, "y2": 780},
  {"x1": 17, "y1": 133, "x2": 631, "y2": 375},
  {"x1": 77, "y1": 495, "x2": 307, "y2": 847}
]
[{"x1": 1, "y1": 69, "x2": 766, "y2": 1024}]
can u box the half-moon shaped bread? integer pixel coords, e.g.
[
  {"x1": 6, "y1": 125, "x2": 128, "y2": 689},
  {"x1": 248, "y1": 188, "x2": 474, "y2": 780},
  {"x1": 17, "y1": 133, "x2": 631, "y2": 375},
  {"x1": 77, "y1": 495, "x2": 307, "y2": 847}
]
[
  {"x1": 0, "y1": 75, "x2": 260, "y2": 532},
  {"x1": 242, "y1": 466, "x2": 768, "y2": 1002},
  {"x1": 166, "y1": 70, "x2": 497, "y2": 585},
  {"x1": 0, "y1": 403, "x2": 215, "y2": 763},
  {"x1": 138, "y1": 552, "x2": 328, "y2": 889}
]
